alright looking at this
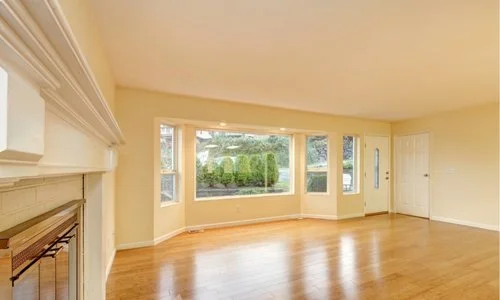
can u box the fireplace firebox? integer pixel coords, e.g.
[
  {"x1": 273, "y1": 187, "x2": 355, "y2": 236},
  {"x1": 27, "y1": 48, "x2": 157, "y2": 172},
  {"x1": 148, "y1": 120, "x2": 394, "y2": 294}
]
[{"x1": 0, "y1": 200, "x2": 84, "y2": 300}]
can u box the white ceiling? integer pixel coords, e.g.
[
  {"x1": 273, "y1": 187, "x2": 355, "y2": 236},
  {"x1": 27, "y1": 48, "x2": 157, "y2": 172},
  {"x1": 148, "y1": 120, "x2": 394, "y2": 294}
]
[{"x1": 90, "y1": 0, "x2": 498, "y2": 121}]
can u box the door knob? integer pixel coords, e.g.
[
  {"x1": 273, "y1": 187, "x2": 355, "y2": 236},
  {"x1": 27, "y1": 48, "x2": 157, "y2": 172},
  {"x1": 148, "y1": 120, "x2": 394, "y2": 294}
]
[
  {"x1": 385, "y1": 177, "x2": 389, "y2": 180},
  {"x1": 424, "y1": 174, "x2": 429, "y2": 177}
]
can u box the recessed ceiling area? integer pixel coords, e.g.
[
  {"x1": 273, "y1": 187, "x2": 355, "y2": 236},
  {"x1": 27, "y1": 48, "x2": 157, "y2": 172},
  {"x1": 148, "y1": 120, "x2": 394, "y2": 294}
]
[{"x1": 89, "y1": 0, "x2": 498, "y2": 121}]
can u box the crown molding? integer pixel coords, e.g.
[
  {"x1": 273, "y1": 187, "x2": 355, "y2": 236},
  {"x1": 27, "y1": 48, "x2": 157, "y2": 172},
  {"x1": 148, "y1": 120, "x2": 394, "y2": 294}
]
[
  {"x1": 0, "y1": 15, "x2": 59, "y2": 89},
  {"x1": 0, "y1": 0, "x2": 125, "y2": 146}
]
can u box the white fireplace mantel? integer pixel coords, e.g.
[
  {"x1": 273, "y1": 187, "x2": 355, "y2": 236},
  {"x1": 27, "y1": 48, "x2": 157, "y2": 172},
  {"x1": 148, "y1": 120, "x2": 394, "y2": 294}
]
[{"x1": 0, "y1": 0, "x2": 124, "y2": 183}]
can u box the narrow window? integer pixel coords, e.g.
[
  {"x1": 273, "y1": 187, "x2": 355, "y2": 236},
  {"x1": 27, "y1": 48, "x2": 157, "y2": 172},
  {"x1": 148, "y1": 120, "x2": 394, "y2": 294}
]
[
  {"x1": 343, "y1": 136, "x2": 358, "y2": 193},
  {"x1": 374, "y1": 148, "x2": 380, "y2": 189},
  {"x1": 160, "y1": 124, "x2": 177, "y2": 203},
  {"x1": 306, "y1": 136, "x2": 328, "y2": 193}
]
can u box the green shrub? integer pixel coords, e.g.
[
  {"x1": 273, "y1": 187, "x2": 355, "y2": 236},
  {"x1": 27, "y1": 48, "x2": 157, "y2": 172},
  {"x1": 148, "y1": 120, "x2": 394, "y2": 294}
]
[
  {"x1": 235, "y1": 155, "x2": 250, "y2": 186},
  {"x1": 220, "y1": 156, "x2": 234, "y2": 186},
  {"x1": 343, "y1": 159, "x2": 353, "y2": 170},
  {"x1": 199, "y1": 158, "x2": 220, "y2": 187},
  {"x1": 307, "y1": 174, "x2": 327, "y2": 193},
  {"x1": 249, "y1": 154, "x2": 265, "y2": 186},
  {"x1": 265, "y1": 153, "x2": 280, "y2": 186},
  {"x1": 196, "y1": 158, "x2": 202, "y2": 185}
]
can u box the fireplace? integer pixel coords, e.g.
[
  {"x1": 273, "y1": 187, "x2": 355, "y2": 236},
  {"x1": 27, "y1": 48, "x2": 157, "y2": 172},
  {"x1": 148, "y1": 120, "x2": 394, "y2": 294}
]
[{"x1": 0, "y1": 200, "x2": 84, "y2": 300}]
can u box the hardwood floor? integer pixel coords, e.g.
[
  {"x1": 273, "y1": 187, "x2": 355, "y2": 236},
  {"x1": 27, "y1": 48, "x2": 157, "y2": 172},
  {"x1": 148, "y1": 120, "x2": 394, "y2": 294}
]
[{"x1": 107, "y1": 214, "x2": 499, "y2": 299}]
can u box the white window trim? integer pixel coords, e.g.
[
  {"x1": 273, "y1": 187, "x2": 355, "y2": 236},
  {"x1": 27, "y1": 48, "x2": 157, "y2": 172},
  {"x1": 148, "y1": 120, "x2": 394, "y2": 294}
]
[
  {"x1": 342, "y1": 134, "x2": 360, "y2": 195},
  {"x1": 160, "y1": 123, "x2": 179, "y2": 205},
  {"x1": 305, "y1": 135, "x2": 329, "y2": 195},
  {"x1": 194, "y1": 127, "x2": 295, "y2": 201}
]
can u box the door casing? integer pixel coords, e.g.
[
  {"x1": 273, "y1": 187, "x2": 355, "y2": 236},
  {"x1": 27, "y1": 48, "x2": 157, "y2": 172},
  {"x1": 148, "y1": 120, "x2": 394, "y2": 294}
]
[{"x1": 393, "y1": 132, "x2": 431, "y2": 218}]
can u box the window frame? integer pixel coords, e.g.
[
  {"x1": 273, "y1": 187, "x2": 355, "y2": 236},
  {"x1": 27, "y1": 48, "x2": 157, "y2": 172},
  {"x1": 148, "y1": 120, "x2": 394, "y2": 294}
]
[
  {"x1": 159, "y1": 123, "x2": 179, "y2": 206},
  {"x1": 194, "y1": 127, "x2": 295, "y2": 201},
  {"x1": 342, "y1": 135, "x2": 360, "y2": 195},
  {"x1": 305, "y1": 135, "x2": 329, "y2": 195}
]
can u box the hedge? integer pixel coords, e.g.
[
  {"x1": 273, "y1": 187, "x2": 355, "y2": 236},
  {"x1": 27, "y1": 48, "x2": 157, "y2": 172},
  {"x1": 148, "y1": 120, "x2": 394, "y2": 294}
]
[
  {"x1": 198, "y1": 154, "x2": 279, "y2": 188},
  {"x1": 235, "y1": 155, "x2": 250, "y2": 186},
  {"x1": 307, "y1": 174, "x2": 327, "y2": 193}
]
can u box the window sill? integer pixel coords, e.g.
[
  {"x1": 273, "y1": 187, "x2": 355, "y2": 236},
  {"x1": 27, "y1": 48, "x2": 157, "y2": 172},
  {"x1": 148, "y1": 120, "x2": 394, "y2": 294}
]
[
  {"x1": 195, "y1": 192, "x2": 294, "y2": 202},
  {"x1": 160, "y1": 201, "x2": 180, "y2": 208},
  {"x1": 306, "y1": 192, "x2": 330, "y2": 196},
  {"x1": 343, "y1": 192, "x2": 360, "y2": 196}
]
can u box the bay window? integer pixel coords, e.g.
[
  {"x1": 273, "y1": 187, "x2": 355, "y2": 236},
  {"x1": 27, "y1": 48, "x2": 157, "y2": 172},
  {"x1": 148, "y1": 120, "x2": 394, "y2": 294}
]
[{"x1": 196, "y1": 129, "x2": 292, "y2": 199}]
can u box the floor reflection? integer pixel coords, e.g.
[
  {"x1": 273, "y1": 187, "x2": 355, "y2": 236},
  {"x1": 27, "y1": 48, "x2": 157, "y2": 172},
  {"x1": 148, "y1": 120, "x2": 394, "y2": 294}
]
[
  {"x1": 194, "y1": 241, "x2": 289, "y2": 298},
  {"x1": 107, "y1": 216, "x2": 500, "y2": 300},
  {"x1": 338, "y1": 234, "x2": 358, "y2": 299}
]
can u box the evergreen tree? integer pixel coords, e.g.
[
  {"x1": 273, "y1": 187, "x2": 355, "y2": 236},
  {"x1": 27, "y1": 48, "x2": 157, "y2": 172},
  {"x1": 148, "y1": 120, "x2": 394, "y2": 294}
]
[
  {"x1": 220, "y1": 156, "x2": 234, "y2": 186},
  {"x1": 249, "y1": 154, "x2": 265, "y2": 186},
  {"x1": 235, "y1": 155, "x2": 250, "y2": 186},
  {"x1": 265, "y1": 152, "x2": 280, "y2": 186}
]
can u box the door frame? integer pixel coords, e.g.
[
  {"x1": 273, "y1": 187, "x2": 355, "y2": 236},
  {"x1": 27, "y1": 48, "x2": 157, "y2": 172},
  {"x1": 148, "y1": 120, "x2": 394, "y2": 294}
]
[
  {"x1": 393, "y1": 131, "x2": 432, "y2": 218},
  {"x1": 363, "y1": 134, "x2": 391, "y2": 215}
]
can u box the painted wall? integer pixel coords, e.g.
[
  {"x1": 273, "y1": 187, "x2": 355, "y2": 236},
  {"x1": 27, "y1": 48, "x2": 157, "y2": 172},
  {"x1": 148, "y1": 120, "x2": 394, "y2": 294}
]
[
  {"x1": 115, "y1": 87, "x2": 391, "y2": 246},
  {"x1": 58, "y1": 0, "x2": 116, "y2": 111},
  {"x1": 58, "y1": 0, "x2": 118, "y2": 282},
  {"x1": 392, "y1": 102, "x2": 499, "y2": 228}
]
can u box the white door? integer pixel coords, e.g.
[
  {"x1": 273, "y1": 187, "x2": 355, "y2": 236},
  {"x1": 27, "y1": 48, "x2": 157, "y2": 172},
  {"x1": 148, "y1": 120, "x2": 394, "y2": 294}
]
[
  {"x1": 364, "y1": 136, "x2": 390, "y2": 214},
  {"x1": 395, "y1": 133, "x2": 430, "y2": 218}
]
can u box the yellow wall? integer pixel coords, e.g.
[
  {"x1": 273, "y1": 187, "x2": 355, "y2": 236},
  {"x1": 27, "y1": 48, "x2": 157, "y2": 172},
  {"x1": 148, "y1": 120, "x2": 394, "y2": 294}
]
[
  {"x1": 115, "y1": 87, "x2": 391, "y2": 245},
  {"x1": 58, "y1": 0, "x2": 116, "y2": 111},
  {"x1": 392, "y1": 102, "x2": 499, "y2": 228},
  {"x1": 58, "y1": 0, "x2": 117, "y2": 276}
]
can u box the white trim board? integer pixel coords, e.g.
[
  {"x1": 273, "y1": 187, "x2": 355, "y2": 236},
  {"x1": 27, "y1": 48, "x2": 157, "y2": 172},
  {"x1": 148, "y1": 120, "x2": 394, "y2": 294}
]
[
  {"x1": 337, "y1": 213, "x2": 365, "y2": 220},
  {"x1": 105, "y1": 249, "x2": 116, "y2": 282},
  {"x1": 301, "y1": 214, "x2": 337, "y2": 220},
  {"x1": 116, "y1": 240, "x2": 155, "y2": 250},
  {"x1": 116, "y1": 212, "x2": 370, "y2": 250},
  {"x1": 185, "y1": 214, "x2": 302, "y2": 231},
  {"x1": 153, "y1": 227, "x2": 186, "y2": 245},
  {"x1": 430, "y1": 216, "x2": 499, "y2": 231}
]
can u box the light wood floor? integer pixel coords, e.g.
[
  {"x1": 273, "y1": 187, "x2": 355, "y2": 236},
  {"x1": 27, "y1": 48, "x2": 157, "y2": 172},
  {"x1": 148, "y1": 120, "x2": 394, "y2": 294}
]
[{"x1": 107, "y1": 214, "x2": 499, "y2": 300}]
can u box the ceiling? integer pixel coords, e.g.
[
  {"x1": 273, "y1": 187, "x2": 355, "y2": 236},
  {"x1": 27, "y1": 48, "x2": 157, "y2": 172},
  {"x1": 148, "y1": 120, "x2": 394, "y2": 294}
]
[{"x1": 89, "y1": 0, "x2": 498, "y2": 121}]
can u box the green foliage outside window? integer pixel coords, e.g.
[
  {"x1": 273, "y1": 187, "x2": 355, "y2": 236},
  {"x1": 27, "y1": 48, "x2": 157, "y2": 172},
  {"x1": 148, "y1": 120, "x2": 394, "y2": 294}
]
[{"x1": 197, "y1": 153, "x2": 279, "y2": 188}]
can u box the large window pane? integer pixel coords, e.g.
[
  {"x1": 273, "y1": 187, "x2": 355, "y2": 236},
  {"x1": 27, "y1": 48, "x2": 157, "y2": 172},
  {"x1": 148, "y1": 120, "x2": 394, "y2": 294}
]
[
  {"x1": 307, "y1": 172, "x2": 327, "y2": 193},
  {"x1": 306, "y1": 136, "x2": 327, "y2": 170},
  {"x1": 161, "y1": 174, "x2": 175, "y2": 202},
  {"x1": 306, "y1": 136, "x2": 328, "y2": 193},
  {"x1": 196, "y1": 130, "x2": 291, "y2": 199},
  {"x1": 160, "y1": 124, "x2": 177, "y2": 204},
  {"x1": 160, "y1": 124, "x2": 174, "y2": 170},
  {"x1": 343, "y1": 136, "x2": 357, "y2": 193}
]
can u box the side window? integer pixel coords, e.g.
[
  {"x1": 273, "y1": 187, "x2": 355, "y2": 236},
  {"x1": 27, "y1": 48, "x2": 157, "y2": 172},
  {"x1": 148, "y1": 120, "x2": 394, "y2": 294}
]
[
  {"x1": 160, "y1": 124, "x2": 177, "y2": 204},
  {"x1": 343, "y1": 136, "x2": 358, "y2": 193},
  {"x1": 306, "y1": 136, "x2": 328, "y2": 193}
]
